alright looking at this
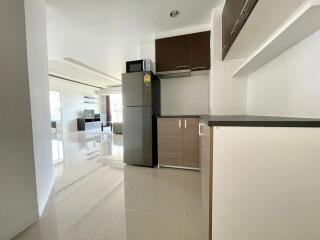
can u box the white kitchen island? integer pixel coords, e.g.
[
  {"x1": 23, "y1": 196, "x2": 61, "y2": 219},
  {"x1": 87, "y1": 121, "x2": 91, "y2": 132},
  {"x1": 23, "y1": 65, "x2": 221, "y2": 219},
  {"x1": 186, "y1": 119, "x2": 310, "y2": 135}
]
[{"x1": 199, "y1": 115, "x2": 320, "y2": 240}]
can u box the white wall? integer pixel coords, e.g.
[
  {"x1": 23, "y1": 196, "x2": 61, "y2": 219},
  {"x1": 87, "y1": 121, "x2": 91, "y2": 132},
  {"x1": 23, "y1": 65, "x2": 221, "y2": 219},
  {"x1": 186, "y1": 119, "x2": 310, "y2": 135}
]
[
  {"x1": 160, "y1": 75, "x2": 209, "y2": 115},
  {"x1": 140, "y1": 40, "x2": 156, "y2": 72},
  {"x1": 0, "y1": 1, "x2": 39, "y2": 239},
  {"x1": 25, "y1": 0, "x2": 54, "y2": 217},
  {"x1": 155, "y1": 24, "x2": 211, "y2": 39},
  {"x1": 49, "y1": 77, "x2": 102, "y2": 132},
  {"x1": 210, "y1": 7, "x2": 247, "y2": 115},
  {"x1": 247, "y1": 29, "x2": 320, "y2": 118},
  {"x1": 140, "y1": 41, "x2": 155, "y2": 61}
]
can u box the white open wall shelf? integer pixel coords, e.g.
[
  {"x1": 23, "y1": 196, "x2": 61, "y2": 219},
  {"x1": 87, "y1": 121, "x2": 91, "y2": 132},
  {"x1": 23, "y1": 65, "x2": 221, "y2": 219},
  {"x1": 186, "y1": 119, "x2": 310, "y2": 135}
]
[{"x1": 232, "y1": 0, "x2": 320, "y2": 78}]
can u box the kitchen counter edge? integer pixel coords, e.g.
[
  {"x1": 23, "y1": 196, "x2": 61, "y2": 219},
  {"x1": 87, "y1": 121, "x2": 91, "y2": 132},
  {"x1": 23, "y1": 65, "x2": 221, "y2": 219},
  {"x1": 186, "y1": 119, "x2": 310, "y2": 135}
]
[
  {"x1": 200, "y1": 115, "x2": 320, "y2": 128},
  {"x1": 157, "y1": 115, "x2": 200, "y2": 118}
]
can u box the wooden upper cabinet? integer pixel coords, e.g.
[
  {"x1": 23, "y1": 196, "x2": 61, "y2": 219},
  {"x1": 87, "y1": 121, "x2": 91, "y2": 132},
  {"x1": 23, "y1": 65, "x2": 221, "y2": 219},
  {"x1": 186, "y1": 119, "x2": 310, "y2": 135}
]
[
  {"x1": 156, "y1": 34, "x2": 191, "y2": 73},
  {"x1": 222, "y1": 0, "x2": 245, "y2": 60},
  {"x1": 156, "y1": 31, "x2": 211, "y2": 73},
  {"x1": 191, "y1": 31, "x2": 211, "y2": 71},
  {"x1": 242, "y1": 0, "x2": 259, "y2": 20},
  {"x1": 222, "y1": 0, "x2": 259, "y2": 60}
]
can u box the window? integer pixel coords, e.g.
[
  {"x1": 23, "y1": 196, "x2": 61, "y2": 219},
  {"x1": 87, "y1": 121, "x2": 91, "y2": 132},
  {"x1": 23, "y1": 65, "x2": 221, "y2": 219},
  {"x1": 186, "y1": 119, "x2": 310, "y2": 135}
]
[
  {"x1": 110, "y1": 94, "x2": 123, "y2": 123},
  {"x1": 49, "y1": 91, "x2": 62, "y2": 121}
]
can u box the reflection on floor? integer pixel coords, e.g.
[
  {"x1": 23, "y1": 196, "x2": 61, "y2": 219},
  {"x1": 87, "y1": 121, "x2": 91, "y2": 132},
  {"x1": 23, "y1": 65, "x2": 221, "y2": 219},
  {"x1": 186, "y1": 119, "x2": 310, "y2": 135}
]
[
  {"x1": 52, "y1": 130, "x2": 123, "y2": 192},
  {"x1": 14, "y1": 131, "x2": 205, "y2": 240}
]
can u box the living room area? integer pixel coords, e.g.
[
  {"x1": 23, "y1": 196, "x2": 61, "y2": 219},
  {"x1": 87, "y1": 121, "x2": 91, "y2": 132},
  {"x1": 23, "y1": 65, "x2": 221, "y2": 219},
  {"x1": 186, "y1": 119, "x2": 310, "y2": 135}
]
[{"x1": 48, "y1": 67, "x2": 124, "y2": 193}]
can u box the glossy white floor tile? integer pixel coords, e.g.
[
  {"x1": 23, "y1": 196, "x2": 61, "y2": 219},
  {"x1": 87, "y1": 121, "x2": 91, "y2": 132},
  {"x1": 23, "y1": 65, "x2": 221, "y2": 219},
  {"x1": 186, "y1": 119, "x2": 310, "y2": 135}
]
[
  {"x1": 13, "y1": 131, "x2": 205, "y2": 240},
  {"x1": 52, "y1": 130, "x2": 123, "y2": 192}
]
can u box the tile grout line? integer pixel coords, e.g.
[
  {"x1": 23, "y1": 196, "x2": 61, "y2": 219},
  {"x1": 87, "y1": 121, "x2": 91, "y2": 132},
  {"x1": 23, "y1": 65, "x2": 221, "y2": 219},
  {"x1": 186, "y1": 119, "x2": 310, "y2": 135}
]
[
  {"x1": 68, "y1": 177, "x2": 125, "y2": 231},
  {"x1": 54, "y1": 164, "x2": 112, "y2": 199},
  {"x1": 181, "y1": 191, "x2": 188, "y2": 240}
]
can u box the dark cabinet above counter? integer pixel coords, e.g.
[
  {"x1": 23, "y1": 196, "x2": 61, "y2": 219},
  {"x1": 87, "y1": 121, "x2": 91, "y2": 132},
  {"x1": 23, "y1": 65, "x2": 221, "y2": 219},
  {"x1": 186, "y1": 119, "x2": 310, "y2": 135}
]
[
  {"x1": 222, "y1": 0, "x2": 259, "y2": 60},
  {"x1": 191, "y1": 31, "x2": 211, "y2": 71},
  {"x1": 156, "y1": 31, "x2": 211, "y2": 78},
  {"x1": 155, "y1": 34, "x2": 191, "y2": 73}
]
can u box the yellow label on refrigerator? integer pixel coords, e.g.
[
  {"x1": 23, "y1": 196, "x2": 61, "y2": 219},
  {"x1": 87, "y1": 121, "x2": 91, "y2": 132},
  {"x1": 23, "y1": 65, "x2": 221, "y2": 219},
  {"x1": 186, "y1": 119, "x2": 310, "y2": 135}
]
[{"x1": 144, "y1": 74, "x2": 151, "y2": 84}]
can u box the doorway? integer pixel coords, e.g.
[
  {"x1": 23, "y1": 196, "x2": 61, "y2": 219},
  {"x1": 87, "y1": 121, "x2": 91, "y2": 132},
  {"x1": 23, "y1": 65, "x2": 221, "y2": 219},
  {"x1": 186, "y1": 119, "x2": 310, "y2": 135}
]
[{"x1": 49, "y1": 90, "x2": 63, "y2": 133}]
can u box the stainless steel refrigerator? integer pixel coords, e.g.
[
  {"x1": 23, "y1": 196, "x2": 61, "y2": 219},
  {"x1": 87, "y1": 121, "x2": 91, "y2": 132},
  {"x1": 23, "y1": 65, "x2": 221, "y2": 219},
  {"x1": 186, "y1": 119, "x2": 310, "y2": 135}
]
[{"x1": 122, "y1": 71, "x2": 161, "y2": 167}]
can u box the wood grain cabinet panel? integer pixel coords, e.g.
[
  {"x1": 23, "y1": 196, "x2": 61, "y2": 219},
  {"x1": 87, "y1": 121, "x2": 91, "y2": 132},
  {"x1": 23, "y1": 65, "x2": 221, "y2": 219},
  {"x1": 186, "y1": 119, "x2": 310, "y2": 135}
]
[
  {"x1": 156, "y1": 32, "x2": 211, "y2": 73},
  {"x1": 182, "y1": 118, "x2": 200, "y2": 168},
  {"x1": 242, "y1": 0, "x2": 259, "y2": 19},
  {"x1": 199, "y1": 121, "x2": 213, "y2": 240},
  {"x1": 222, "y1": 0, "x2": 259, "y2": 60},
  {"x1": 156, "y1": 34, "x2": 191, "y2": 72},
  {"x1": 158, "y1": 118, "x2": 183, "y2": 166},
  {"x1": 191, "y1": 31, "x2": 211, "y2": 71},
  {"x1": 158, "y1": 118, "x2": 199, "y2": 168},
  {"x1": 222, "y1": 0, "x2": 245, "y2": 60}
]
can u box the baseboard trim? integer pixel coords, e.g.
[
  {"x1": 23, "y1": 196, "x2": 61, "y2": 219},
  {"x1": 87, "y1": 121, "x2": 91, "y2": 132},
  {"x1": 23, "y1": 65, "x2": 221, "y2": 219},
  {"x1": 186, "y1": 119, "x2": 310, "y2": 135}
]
[{"x1": 158, "y1": 165, "x2": 200, "y2": 171}]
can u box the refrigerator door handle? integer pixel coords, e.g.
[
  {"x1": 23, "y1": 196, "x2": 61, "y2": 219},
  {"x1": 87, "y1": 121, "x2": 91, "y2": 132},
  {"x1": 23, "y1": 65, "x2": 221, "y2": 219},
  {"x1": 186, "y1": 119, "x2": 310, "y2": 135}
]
[
  {"x1": 179, "y1": 120, "x2": 181, "y2": 128},
  {"x1": 184, "y1": 119, "x2": 187, "y2": 128}
]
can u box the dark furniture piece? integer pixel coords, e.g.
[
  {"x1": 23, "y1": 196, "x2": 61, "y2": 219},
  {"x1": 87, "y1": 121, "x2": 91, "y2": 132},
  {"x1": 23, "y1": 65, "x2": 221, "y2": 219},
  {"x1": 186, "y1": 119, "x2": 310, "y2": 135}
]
[
  {"x1": 77, "y1": 117, "x2": 101, "y2": 131},
  {"x1": 101, "y1": 121, "x2": 112, "y2": 132},
  {"x1": 222, "y1": 0, "x2": 259, "y2": 60},
  {"x1": 51, "y1": 121, "x2": 57, "y2": 129},
  {"x1": 156, "y1": 31, "x2": 211, "y2": 75}
]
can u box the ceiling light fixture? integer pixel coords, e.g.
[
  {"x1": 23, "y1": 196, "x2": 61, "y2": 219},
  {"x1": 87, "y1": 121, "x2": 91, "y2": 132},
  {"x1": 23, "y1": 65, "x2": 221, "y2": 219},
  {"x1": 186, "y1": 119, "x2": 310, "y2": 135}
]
[{"x1": 170, "y1": 9, "x2": 180, "y2": 18}]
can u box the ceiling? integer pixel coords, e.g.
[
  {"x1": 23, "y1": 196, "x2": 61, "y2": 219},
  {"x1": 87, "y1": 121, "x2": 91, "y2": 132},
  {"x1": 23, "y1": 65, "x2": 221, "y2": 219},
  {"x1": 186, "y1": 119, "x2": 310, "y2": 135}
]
[
  {"x1": 48, "y1": 58, "x2": 121, "y2": 88},
  {"x1": 46, "y1": 0, "x2": 223, "y2": 85}
]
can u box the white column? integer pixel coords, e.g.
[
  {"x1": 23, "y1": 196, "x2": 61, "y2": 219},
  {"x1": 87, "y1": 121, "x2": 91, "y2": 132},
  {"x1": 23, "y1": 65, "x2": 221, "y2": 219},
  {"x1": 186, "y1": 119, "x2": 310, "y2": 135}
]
[
  {"x1": 25, "y1": 0, "x2": 54, "y2": 217},
  {"x1": 0, "y1": 0, "x2": 53, "y2": 239}
]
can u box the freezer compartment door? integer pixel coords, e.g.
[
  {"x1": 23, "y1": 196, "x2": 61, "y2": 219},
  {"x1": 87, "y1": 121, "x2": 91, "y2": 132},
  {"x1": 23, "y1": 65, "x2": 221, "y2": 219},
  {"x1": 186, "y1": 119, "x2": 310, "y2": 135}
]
[
  {"x1": 122, "y1": 72, "x2": 152, "y2": 107},
  {"x1": 123, "y1": 106, "x2": 154, "y2": 167}
]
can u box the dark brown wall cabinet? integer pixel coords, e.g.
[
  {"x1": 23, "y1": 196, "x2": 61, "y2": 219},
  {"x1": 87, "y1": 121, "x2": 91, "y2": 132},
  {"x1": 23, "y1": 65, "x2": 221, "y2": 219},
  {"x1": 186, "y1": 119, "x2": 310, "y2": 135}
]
[
  {"x1": 191, "y1": 31, "x2": 211, "y2": 71},
  {"x1": 222, "y1": 0, "x2": 259, "y2": 60},
  {"x1": 156, "y1": 34, "x2": 191, "y2": 73},
  {"x1": 156, "y1": 31, "x2": 211, "y2": 73}
]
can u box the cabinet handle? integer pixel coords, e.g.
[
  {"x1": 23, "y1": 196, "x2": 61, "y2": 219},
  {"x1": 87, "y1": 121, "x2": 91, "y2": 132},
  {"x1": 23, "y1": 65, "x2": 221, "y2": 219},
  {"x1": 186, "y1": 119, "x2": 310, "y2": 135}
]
[
  {"x1": 240, "y1": 0, "x2": 250, "y2": 16},
  {"x1": 176, "y1": 65, "x2": 190, "y2": 69},
  {"x1": 199, "y1": 123, "x2": 204, "y2": 136},
  {"x1": 230, "y1": 19, "x2": 239, "y2": 35},
  {"x1": 184, "y1": 120, "x2": 187, "y2": 129},
  {"x1": 192, "y1": 66, "x2": 207, "y2": 70},
  {"x1": 179, "y1": 120, "x2": 181, "y2": 128}
]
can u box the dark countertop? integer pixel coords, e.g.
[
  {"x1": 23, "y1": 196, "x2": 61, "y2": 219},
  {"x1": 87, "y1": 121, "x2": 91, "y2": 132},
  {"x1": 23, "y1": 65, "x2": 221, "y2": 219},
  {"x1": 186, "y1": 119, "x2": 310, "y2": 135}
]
[
  {"x1": 157, "y1": 115, "x2": 200, "y2": 118},
  {"x1": 200, "y1": 115, "x2": 320, "y2": 128}
]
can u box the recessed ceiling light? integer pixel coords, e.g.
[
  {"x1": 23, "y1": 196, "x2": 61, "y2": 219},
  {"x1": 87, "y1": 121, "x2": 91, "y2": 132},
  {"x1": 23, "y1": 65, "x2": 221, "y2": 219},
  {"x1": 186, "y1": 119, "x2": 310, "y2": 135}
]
[{"x1": 170, "y1": 9, "x2": 180, "y2": 18}]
